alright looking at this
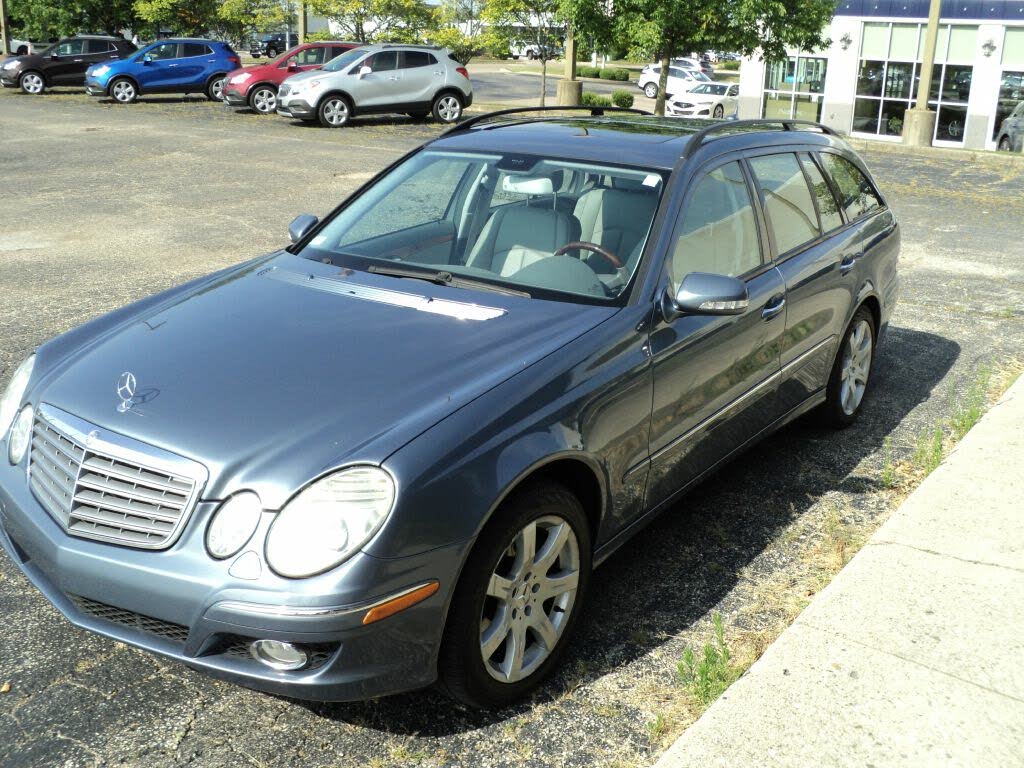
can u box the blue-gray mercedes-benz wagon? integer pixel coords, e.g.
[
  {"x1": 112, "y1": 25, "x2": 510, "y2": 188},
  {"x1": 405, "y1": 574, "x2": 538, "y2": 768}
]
[{"x1": 0, "y1": 110, "x2": 899, "y2": 708}]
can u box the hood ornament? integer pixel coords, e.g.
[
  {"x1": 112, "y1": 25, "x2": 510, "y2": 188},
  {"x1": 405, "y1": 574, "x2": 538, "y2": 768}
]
[{"x1": 116, "y1": 371, "x2": 138, "y2": 413}]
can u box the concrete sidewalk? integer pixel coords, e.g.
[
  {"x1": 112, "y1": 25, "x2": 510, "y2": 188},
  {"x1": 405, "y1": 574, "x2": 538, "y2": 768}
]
[{"x1": 655, "y1": 376, "x2": 1024, "y2": 767}]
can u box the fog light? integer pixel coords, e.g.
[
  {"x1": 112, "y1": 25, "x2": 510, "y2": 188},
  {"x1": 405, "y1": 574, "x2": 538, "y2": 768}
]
[
  {"x1": 249, "y1": 639, "x2": 308, "y2": 671},
  {"x1": 8, "y1": 405, "x2": 33, "y2": 465}
]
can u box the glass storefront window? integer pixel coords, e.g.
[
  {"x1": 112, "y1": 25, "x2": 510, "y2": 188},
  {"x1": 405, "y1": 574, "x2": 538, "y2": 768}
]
[
  {"x1": 765, "y1": 59, "x2": 795, "y2": 92},
  {"x1": 762, "y1": 55, "x2": 827, "y2": 121},
  {"x1": 941, "y1": 65, "x2": 972, "y2": 103},
  {"x1": 1004, "y1": 29, "x2": 1024, "y2": 68},
  {"x1": 947, "y1": 26, "x2": 977, "y2": 62},
  {"x1": 889, "y1": 24, "x2": 919, "y2": 60},
  {"x1": 994, "y1": 70, "x2": 1024, "y2": 139},
  {"x1": 854, "y1": 98, "x2": 880, "y2": 133},
  {"x1": 880, "y1": 100, "x2": 909, "y2": 136},
  {"x1": 936, "y1": 104, "x2": 968, "y2": 141},
  {"x1": 763, "y1": 91, "x2": 794, "y2": 119},
  {"x1": 862, "y1": 22, "x2": 890, "y2": 59},
  {"x1": 884, "y1": 62, "x2": 914, "y2": 99},
  {"x1": 857, "y1": 60, "x2": 885, "y2": 96}
]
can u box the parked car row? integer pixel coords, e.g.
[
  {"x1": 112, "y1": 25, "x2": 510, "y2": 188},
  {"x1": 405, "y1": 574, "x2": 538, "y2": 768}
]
[{"x1": 1, "y1": 35, "x2": 474, "y2": 127}]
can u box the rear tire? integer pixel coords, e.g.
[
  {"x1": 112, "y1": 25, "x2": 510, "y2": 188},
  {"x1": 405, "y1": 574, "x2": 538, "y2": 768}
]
[
  {"x1": 249, "y1": 85, "x2": 277, "y2": 114},
  {"x1": 438, "y1": 481, "x2": 592, "y2": 709},
  {"x1": 266, "y1": 47, "x2": 278, "y2": 58},
  {"x1": 998, "y1": 136, "x2": 1011, "y2": 152},
  {"x1": 818, "y1": 306, "x2": 876, "y2": 428},
  {"x1": 432, "y1": 92, "x2": 463, "y2": 123},
  {"x1": 643, "y1": 82, "x2": 658, "y2": 99},
  {"x1": 110, "y1": 77, "x2": 137, "y2": 104},
  {"x1": 19, "y1": 70, "x2": 44, "y2": 95},
  {"x1": 206, "y1": 75, "x2": 226, "y2": 101},
  {"x1": 318, "y1": 95, "x2": 351, "y2": 127}
]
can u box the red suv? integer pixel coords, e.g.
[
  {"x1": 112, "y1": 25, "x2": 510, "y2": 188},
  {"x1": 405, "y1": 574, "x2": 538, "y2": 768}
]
[{"x1": 222, "y1": 41, "x2": 360, "y2": 114}]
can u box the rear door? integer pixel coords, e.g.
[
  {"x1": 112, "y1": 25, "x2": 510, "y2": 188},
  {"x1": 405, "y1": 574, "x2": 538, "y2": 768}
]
[
  {"x1": 646, "y1": 158, "x2": 787, "y2": 508},
  {"x1": 176, "y1": 42, "x2": 211, "y2": 86},
  {"x1": 398, "y1": 50, "x2": 441, "y2": 104}
]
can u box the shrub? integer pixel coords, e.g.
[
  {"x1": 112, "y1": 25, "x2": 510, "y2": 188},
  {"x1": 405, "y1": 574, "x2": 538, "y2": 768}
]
[
  {"x1": 611, "y1": 90, "x2": 634, "y2": 109},
  {"x1": 719, "y1": 59, "x2": 740, "y2": 71},
  {"x1": 577, "y1": 65, "x2": 600, "y2": 79},
  {"x1": 599, "y1": 67, "x2": 631, "y2": 81},
  {"x1": 581, "y1": 91, "x2": 613, "y2": 107}
]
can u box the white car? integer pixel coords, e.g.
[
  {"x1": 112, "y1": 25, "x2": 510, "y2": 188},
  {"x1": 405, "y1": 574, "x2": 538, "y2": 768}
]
[
  {"x1": 8, "y1": 38, "x2": 42, "y2": 56},
  {"x1": 666, "y1": 82, "x2": 739, "y2": 119},
  {"x1": 637, "y1": 64, "x2": 710, "y2": 99}
]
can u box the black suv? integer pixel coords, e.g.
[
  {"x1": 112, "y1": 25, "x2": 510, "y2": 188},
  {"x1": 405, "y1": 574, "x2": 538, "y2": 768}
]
[
  {"x1": 250, "y1": 32, "x2": 298, "y2": 59},
  {"x1": 0, "y1": 35, "x2": 136, "y2": 94}
]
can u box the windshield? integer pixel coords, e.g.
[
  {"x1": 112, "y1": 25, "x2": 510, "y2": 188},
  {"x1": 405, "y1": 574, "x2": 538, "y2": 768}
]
[
  {"x1": 322, "y1": 47, "x2": 365, "y2": 72},
  {"x1": 299, "y1": 150, "x2": 665, "y2": 301}
]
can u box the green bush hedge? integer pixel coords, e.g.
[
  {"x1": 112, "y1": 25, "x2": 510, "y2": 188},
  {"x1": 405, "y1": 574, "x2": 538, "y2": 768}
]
[
  {"x1": 599, "y1": 67, "x2": 631, "y2": 81},
  {"x1": 577, "y1": 65, "x2": 601, "y2": 79},
  {"x1": 611, "y1": 90, "x2": 634, "y2": 109},
  {"x1": 581, "y1": 91, "x2": 613, "y2": 107},
  {"x1": 719, "y1": 60, "x2": 740, "y2": 71}
]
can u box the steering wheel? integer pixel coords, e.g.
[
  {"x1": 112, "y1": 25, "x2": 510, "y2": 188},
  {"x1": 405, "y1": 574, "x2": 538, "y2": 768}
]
[{"x1": 554, "y1": 241, "x2": 623, "y2": 269}]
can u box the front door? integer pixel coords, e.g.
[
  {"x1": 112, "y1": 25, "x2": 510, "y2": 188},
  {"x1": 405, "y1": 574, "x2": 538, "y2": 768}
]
[
  {"x1": 46, "y1": 39, "x2": 87, "y2": 84},
  {"x1": 646, "y1": 159, "x2": 786, "y2": 508},
  {"x1": 136, "y1": 42, "x2": 181, "y2": 92},
  {"x1": 353, "y1": 50, "x2": 405, "y2": 109}
]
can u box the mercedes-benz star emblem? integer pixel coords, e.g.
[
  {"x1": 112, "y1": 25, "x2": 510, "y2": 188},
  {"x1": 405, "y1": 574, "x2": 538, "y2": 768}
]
[{"x1": 116, "y1": 371, "x2": 137, "y2": 413}]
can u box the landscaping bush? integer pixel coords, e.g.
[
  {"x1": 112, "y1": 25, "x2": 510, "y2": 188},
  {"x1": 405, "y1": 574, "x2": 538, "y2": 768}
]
[
  {"x1": 580, "y1": 91, "x2": 613, "y2": 107},
  {"x1": 719, "y1": 59, "x2": 740, "y2": 71},
  {"x1": 577, "y1": 65, "x2": 601, "y2": 79},
  {"x1": 599, "y1": 67, "x2": 631, "y2": 81},
  {"x1": 611, "y1": 90, "x2": 634, "y2": 109}
]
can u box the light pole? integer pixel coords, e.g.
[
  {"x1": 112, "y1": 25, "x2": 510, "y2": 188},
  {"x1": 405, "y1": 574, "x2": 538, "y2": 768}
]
[{"x1": 903, "y1": 0, "x2": 942, "y2": 146}]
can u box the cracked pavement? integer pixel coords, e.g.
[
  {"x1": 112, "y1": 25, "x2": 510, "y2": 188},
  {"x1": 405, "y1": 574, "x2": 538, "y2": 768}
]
[{"x1": 1, "y1": 89, "x2": 1023, "y2": 767}]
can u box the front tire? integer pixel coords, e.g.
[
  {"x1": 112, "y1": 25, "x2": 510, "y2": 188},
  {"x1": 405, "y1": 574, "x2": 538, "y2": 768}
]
[
  {"x1": 819, "y1": 306, "x2": 876, "y2": 428},
  {"x1": 206, "y1": 75, "x2": 226, "y2": 101},
  {"x1": 19, "y1": 71, "x2": 44, "y2": 95},
  {"x1": 110, "y1": 77, "x2": 137, "y2": 104},
  {"x1": 713, "y1": 103, "x2": 724, "y2": 118},
  {"x1": 439, "y1": 481, "x2": 591, "y2": 709},
  {"x1": 249, "y1": 85, "x2": 277, "y2": 114},
  {"x1": 643, "y1": 82, "x2": 658, "y2": 99},
  {"x1": 432, "y1": 92, "x2": 463, "y2": 123},
  {"x1": 998, "y1": 136, "x2": 1011, "y2": 151},
  {"x1": 266, "y1": 47, "x2": 278, "y2": 58},
  {"x1": 318, "y1": 95, "x2": 351, "y2": 127}
]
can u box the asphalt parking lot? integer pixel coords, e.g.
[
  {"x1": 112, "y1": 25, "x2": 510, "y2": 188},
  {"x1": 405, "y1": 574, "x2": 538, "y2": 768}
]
[{"x1": 1, "y1": 88, "x2": 1023, "y2": 768}]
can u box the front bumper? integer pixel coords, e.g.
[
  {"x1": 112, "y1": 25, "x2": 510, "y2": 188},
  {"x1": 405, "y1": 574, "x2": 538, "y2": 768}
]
[
  {"x1": 0, "y1": 449, "x2": 468, "y2": 702},
  {"x1": 84, "y1": 77, "x2": 107, "y2": 97},
  {"x1": 222, "y1": 85, "x2": 249, "y2": 106},
  {"x1": 277, "y1": 97, "x2": 315, "y2": 118},
  {"x1": 0, "y1": 71, "x2": 20, "y2": 87}
]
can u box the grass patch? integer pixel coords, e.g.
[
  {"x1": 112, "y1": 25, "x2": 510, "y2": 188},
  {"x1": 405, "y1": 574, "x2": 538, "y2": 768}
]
[{"x1": 676, "y1": 613, "x2": 747, "y2": 709}]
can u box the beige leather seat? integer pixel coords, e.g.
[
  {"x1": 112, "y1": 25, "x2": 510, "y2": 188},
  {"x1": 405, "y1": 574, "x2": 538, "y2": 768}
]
[
  {"x1": 573, "y1": 188, "x2": 659, "y2": 264},
  {"x1": 466, "y1": 205, "x2": 576, "y2": 277}
]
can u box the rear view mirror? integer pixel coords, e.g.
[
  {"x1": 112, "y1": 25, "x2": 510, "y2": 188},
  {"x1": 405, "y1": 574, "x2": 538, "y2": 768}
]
[
  {"x1": 663, "y1": 272, "x2": 749, "y2": 319},
  {"x1": 288, "y1": 214, "x2": 319, "y2": 244}
]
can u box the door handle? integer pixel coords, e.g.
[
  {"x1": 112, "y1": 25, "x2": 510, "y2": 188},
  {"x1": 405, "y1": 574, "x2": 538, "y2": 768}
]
[
  {"x1": 761, "y1": 294, "x2": 786, "y2": 321},
  {"x1": 387, "y1": 76, "x2": 400, "y2": 80},
  {"x1": 73, "y1": 58, "x2": 83, "y2": 62},
  {"x1": 839, "y1": 252, "x2": 862, "y2": 275}
]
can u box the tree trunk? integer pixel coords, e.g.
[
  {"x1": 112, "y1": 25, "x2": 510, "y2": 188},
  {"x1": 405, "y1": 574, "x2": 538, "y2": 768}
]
[
  {"x1": 540, "y1": 57, "x2": 547, "y2": 107},
  {"x1": 655, "y1": 52, "x2": 670, "y2": 117}
]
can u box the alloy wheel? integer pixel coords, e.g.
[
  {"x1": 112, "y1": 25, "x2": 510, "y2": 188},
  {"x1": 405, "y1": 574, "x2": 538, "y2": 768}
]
[
  {"x1": 112, "y1": 80, "x2": 135, "y2": 103},
  {"x1": 999, "y1": 137, "x2": 1011, "y2": 151},
  {"x1": 479, "y1": 515, "x2": 580, "y2": 684},
  {"x1": 21, "y1": 72, "x2": 43, "y2": 94},
  {"x1": 713, "y1": 104, "x2": 724, "y2": 118},
  {"x1": 644, "y1": 83, "x2": 657, "y2": 99},
  {"x1": 839, "y1": 319, "x2": 872, "y2": 415},
  {"x1": 323, "y1": 98, "x2": 349, "y2": 126},
  {"x1": 210, "y1": 77, "x2": 225, "y2": 100},
  {"x1": 252, "y1": 87, "x2": 277, "y2": 114},
  {"x1": 436, "y1": 95, "x2": 461, "y2": 123}
]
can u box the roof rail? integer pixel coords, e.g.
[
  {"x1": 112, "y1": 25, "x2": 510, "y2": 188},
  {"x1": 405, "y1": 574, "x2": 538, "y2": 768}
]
[
  {"x1": 442, "y1": 105, "x2": 653, "y2": 136},
  {"x1": 379, "y1": 43, "x2": 444, "y2": 50},
  {"x1": 682, "y1": 119, "x2": 839, "y2": 157}
]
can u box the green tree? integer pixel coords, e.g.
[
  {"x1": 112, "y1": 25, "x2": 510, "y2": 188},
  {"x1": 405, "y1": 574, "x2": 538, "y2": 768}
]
[
  {"x1": 612, "y1": 0, "x2": 834, "y2": 115},
  {"x1": 441, "y1": 0, "x2": 482, "y2": 37},
  {"x1": 306, "y1": 0, "x2": 433, "y2": 43},
  {"x1": 133, "y1": 0, "x2": 220, "y2": 36},
  {"x1": 218, "y1": 0, "x2": 296, "y2": 39},
  {"x1": 8, "y1": 0, "x2": 137, "y2": 39},
  {"x1": 481, "y1": 0, "x2": 561, "y2": 106}
]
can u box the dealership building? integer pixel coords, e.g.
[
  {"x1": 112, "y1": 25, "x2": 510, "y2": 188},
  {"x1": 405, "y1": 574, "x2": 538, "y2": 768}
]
[{"x1": 737, "y1": 0, "x2": 1024, "y2": 149}]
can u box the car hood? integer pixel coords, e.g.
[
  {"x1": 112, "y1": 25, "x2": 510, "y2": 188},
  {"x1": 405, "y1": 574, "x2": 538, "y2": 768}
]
[
  {"x1": 36, "y1": 253, "x2": 618, "y2": 507},
  {"x1": 282, "y1": 68, "x2": 327, "y2": 86}
]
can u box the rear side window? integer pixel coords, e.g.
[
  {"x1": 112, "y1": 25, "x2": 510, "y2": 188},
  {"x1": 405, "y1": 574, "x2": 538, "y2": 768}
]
[
  {"x1": 818, "y1": 153, "x2": 883, "y2": 221},
  {"x1": 748, "y1": 153, "x2": 820, "y2": 256},
  {"x1": 182, "y1": 43, "x2": 211, "y2": 58},
  {"x1": 672, "y1": 161, "x2": 762, "y2": 281},
  {"x1": 86, "y1": 40, "x2": 114, "y2": 54},
  {"x1": 402, "y1": 51, "x2": 435, "y2": 68},
  {"x1": 800, "y1": 154, "x2": 844, "y2": 232}
]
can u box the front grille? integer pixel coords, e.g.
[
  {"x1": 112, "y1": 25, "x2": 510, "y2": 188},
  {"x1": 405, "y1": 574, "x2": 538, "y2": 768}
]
[
  {"x1": 28, "y1": 405, "x2": 205, "y2": 550},
  {"x1": 70, "y1": 595, "x2": 191, "y2": 644}
]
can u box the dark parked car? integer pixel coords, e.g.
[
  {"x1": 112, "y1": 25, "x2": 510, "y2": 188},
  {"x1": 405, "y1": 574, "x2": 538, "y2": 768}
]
[
  {"x1": 250, "y1": 32, "x2": 298, "y2": 59},
  {"x1": 0, "y1": 35, "x2": 136, "y2": 94},
  {"x1": 996, "y1": 100, "x2": 1024, "y2": 152},
  {"x1": 0, "y1": 110, "x2": 899, "y2": 709}
]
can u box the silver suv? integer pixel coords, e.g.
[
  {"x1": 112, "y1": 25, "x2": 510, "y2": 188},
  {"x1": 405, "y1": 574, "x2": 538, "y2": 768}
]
[{"x1": 276, "y1": 44, "x2": 473, "y2": 127}]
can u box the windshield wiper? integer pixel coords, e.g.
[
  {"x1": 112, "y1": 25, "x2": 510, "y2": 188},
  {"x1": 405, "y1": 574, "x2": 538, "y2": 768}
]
[{"x1": 368, "y1": 264, "x2": 530, "y2": 297}]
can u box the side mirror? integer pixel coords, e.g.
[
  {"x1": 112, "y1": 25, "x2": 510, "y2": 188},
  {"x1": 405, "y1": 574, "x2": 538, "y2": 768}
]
[
  {"x1": 142, "y1": 55, "x2": 153, "y2": 64},
  {"x1": 49, "y1": 53, "x2": 60, "y2": 60},
  {"x1": 288, "y1": 214, "x2": 319, "y2": 244},
  {"x1": 662, "y1": 272, "x2": 749, "y2": 320},
  {"x1": 286, "y1": 60, "x2": 297, "y2": 70},
  {"x1": 357, "y1": 65, "x2": 371, "y2": 79}
]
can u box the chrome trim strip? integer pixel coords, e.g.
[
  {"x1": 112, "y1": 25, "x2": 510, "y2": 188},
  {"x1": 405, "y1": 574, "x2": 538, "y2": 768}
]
[
  {"x1": 213, "y1": 580, "x2": 439, "y2": 620},
  {"x1": 266, "y1": 267, "x2": 507, "y2": 321},
  {"x1": 630, "y1": 335, "x2": 837, "y2": 476}
]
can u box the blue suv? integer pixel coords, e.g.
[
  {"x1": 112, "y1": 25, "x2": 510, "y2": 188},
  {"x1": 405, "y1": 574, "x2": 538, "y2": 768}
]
[{"x1": 85, "y1": 38, "x2": 240, "y2": 103}]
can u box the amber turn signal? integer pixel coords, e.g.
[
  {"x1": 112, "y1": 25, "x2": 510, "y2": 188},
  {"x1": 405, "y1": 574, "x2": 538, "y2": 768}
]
[{"x1": 362, "y1": 581, "x2": 440, "y2": 625}]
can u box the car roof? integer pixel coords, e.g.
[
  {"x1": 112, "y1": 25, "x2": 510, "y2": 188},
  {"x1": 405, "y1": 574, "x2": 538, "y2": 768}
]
[{"x1": 431, "y1": 115, "x2": 847, "y2": 171}]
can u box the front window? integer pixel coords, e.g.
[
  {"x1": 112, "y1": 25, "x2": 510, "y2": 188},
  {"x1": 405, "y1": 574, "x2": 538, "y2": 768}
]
[
  {"x1": 321, "y1": 48, "x2": 366, "y2": 72},
  {"x1": 54, "y1": 39, "x2": 85, "y2": 56},
  {"x1": 291, "y1": 47, "x2": 326, "y2": 66},
  {"x1": 142, "y1": 42, "x2": 178, "y2": 61},
  {"x1": 300, "y1": 150, "x2": 666, "y2": 301}
]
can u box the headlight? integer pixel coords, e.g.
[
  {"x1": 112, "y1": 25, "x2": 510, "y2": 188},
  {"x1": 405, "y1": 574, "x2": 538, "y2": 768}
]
[
  {"x1": 285, "y1": 81, "x2": 304, "y2": 94},
  {"x1": 0, "y1": 354, "x2": 34, "y2": 438},
  {"x1": 206, "y1": 491, "x2": 263, "y2": 559},
  {"x1": 8, "y1": 405, "x2": 33, "y2": 465},
  {"x1": 229, "y1": 72, "x2": 251, "y2": 85},
  {"x1": 92, "y1": 65, "x2": 110, "y2": 77},
  {"x1": 2, "y1": 60, "x2": 19, "y2": 71},
  {"x1": 265, "y1": 467, "x2": 395, "y2": 578}
]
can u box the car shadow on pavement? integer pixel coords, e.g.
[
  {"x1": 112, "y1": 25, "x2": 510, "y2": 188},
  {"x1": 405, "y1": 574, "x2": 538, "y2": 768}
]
[{"x1": 298, "y1": 325, "x2": 959, "y2": 735}]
